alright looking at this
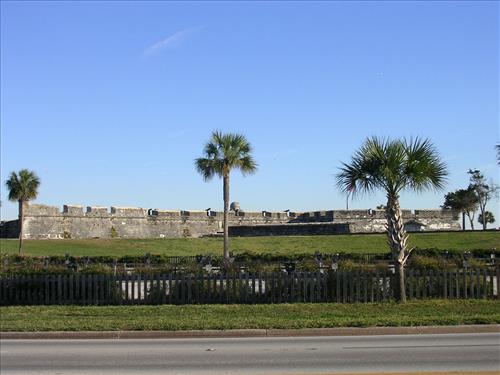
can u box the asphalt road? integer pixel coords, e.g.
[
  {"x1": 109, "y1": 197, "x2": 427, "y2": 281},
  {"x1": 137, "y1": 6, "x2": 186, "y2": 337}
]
[{"x1": 1, "y1": 333, "x2": 499, "y2": 374}]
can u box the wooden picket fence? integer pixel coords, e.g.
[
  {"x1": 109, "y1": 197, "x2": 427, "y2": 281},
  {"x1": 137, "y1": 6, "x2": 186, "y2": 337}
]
[{"x1": 0, "y1": 268, "x2": 498, "y2": 306}]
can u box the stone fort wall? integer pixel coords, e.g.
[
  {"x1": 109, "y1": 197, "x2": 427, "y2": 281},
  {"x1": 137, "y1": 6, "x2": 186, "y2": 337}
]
[{"x1": 0, "y1": 204, "x2": 461, "y2": 239}]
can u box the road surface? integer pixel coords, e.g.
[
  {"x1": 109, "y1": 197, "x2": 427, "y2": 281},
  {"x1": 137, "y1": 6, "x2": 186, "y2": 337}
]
[{"x1": 1, "y1": 333, "x2": 499, "y2": 374}]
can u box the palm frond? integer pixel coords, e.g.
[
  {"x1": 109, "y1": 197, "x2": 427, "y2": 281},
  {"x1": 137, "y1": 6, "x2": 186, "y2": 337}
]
[
  {"x1": 237, "y1": 155, "x2": 258, "y2": 176},
  {"x1": 403, "y1": 137, "x2": 448, "y2": 193},
  {"x1": 5, "y1": 169, "x2": 40, "y2": 202},
  {"x1": 336, "y1": 136, "x2": 447, "y2": 198},
  {"x1": 194, "y1": 158, "x2": 216, "y2": 181},
  {"x1": 195, "y1": 131, "x2": 257, "y2": 180}
]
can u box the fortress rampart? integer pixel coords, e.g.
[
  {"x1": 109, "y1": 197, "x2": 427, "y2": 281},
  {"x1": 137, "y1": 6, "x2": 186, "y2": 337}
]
[{"x1": 0, "y1": 204, "x2": 461, "y2": 239}]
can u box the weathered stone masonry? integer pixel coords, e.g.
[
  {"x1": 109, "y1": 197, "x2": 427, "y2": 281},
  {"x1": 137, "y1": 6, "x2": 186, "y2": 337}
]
[{"x1": 0, "y1": 204, "x2": 461, "y2": 239}]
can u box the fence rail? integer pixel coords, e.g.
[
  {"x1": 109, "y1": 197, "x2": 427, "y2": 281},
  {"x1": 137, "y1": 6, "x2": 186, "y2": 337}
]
[{"x1": 0, "y1": 268, "x2": 498, "y2": 306}]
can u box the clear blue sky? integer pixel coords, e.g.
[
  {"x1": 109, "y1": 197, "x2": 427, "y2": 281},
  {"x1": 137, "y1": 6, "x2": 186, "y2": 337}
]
[{"x1": 1, "y1": 1, "x2": 498, "y2": 224}]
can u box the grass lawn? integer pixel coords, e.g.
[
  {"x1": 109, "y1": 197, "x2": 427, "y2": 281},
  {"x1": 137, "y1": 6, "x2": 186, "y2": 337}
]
[
  {"x1": 1, "y1": 300, "x2": 498, "y2": 331},
  {"x1": 0, "y1": 231, "x2": 498, "y2": 257}
]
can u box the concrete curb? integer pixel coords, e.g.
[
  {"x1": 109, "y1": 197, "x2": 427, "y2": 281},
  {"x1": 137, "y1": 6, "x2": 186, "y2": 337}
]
[{"x1": 1, "y1": 325, "x2": 498, "y2": 340}]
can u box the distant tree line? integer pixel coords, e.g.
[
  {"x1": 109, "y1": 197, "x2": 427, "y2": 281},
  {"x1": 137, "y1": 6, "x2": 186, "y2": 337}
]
[{"x1": 442, "y1": 169, "x2": 498, "y2": 230}]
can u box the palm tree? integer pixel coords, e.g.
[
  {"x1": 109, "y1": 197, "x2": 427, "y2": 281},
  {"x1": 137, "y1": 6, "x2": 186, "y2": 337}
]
[
  {"x1": 336, "y1": 137, "x2": 447, "y2": 302},
  {"x1": 5, "y1": 169, "x2": 40, "y2": 255},
  {"x1": 195, "y1": 131, "x2": 257, "y2": 259}
]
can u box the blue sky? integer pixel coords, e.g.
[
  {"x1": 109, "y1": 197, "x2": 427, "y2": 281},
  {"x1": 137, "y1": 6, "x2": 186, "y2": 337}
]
[{"x1": 1, "y1": 1, "x2": 498, "y2": 224}]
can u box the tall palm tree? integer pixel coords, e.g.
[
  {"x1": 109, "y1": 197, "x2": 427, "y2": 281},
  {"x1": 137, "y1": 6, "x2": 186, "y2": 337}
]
[
  {"x1": 5, "y1": 169, "x2": 40, "y2": 255},
  {"x1": 336, "y1": 137, "x2": 447, "y2": 302},
  {"x1": 195, "y1": 131, "x2": 257, "y2": 259}
]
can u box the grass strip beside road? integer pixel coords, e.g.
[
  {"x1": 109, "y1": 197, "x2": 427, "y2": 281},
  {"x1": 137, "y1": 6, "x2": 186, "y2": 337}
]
[
  {"x1": 1, "y1": 300, "x2": 499, "y2": 332},
  {"x1": 1, "y1": 231, "x2": 498, "y2": 257}
]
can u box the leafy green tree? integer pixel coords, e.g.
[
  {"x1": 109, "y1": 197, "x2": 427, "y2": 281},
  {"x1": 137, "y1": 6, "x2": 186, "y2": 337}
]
[
  {"x1": 478, "y1": 211, "x2": 495, "y2": 227},
  {"x1": 195, "y1": 131, "x2": 257, "y2": 259},
  {"x1": 468, "y1": 169, "x2": 499, "y2": 230},
  {"x1": 442, "y1": 187, "x2": 479, "y2": 230},
  {"x1": 5, "y1": 169, "x2": 40, "y2": 255},
  {"x1": 337, "y1": 137, "x2": 447, "y2": 302}
]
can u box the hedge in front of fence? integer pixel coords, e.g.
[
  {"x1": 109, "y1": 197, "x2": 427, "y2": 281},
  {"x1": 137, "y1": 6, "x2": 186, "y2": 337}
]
[{"x1": 1, "y1": 248, "x2": 496, "y2": 276}]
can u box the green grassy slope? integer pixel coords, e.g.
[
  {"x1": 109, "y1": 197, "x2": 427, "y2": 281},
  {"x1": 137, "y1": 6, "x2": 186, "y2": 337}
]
[{"x1": 0, "y1": 231, "x2": 498, "y2": 257}]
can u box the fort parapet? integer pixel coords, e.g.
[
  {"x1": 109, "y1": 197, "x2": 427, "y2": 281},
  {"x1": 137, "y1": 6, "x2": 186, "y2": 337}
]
[{"x1": 0, "y1": 204, "x2": 461, "y2": 239}]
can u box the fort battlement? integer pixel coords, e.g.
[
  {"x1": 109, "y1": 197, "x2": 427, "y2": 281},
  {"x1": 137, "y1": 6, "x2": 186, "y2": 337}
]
[{"x1": 0, "y1": 203, "x2": 460, "y2": 239}]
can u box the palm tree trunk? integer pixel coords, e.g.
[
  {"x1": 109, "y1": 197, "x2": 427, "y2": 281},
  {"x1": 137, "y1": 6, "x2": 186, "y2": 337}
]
[
  {"x1": 18, "y1": 200, "x2": 25, "y2": 255},
  {"x1": 223, "y1": 171, "x2": 230, "y2": 259},
  {"x1": 386, "y1": 194, "x2": 408, "y2": 303}
]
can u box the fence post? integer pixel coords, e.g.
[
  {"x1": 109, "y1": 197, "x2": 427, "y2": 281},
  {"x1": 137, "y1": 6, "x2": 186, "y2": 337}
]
[
  {"x1": 476, "y1": 268, "x2": 483, "y2": 298},
  {"x1": 61, "y1": 274, "x2": 68, "y2": 305},
  {"x1": 369, "y1": 271, "x2": 374, "y2": 302},
  {"x1": 180, "y1": 274, "x2": 186, "y2": 305},
  {"x1": 186, "y1": 274, "x2": 191, "y2": 305},
  {"x1": 496, "y1": 267, "x2": 500, "y2": 300},
  {"x1": 429, "y1": 269, "x2": 434, "y2": 298},
  {"x1": 91, "y1": 274, "x2": 97, "y2": 305},
  {"x1": 99, "y1": 274, "x2": 104, "y2": 305},
  {"x1": 443, "y1": 270, "x2": 447, "y2": 299},
  {"x1": 36, "y1": 274, "x2": 42, "y2": 304},
  {"x1": 408, "y1": 269, "x2": 414, "y2": 300},
  {"x1": 219, "y1": 272, "x2": 226, "y2": 303},
  {"x1": 232, "y1": 272, "x2": 237, "y2": 304},
  {"x1": 0, "y1": 277, "x2": 3, "y2": 305},
  {"x1": 85, "y1": 274, "x2": 90, "y2": 305},
  {"x1": 122, "y1": 273, "x2": 127, "y2": 304},
  {"x1": 1, "y1": 276, "x2": 5, "y2": 305},
  {"x1": 19, "y1": 275, "x2": 25, "y2": 305},
  {"x1": 13, "y1": 276, "x2": 19, "y2": 305},
  {"x1": 454, "y1": 269, "x2": 458, "y2": 299},
  {"x1": 144, "y1": 274, "x2": 150, "y2": 305},
  {"x1": 78, "y1": 273, "x2": 84, "y2": 305},
  {"x1": 469, "y1": 269, "x2": 474, "y2": 299},
  {"x1": 480, "y1": 269, "x2": 486, "y2": 299},
  {"x1": 489, "y1": 268, "x2": 494, "y2": 299},
  {"x1": 462, "y1": 269, "x2": 467, "y2": 299},
  {"x1": 354, "y1": 271, "x2": 360, "y2": 303},
  {"x1": 168, "y1": 273, "x2": 173, "y2": 304},
  {"x1": 25, "y1": 275, "x2": 32, "y2": 305},
  {"x1": 374, "y1": 270, "x2": 380, "y2": 302},
  {"x1": 348, "y1": 272, "x2": 354, "y2": 303},
  {"x1": 381, "y1": 271, "x2": 387, "y2": 302},
  {"x1": 213, "y1": 273, "x2": 218, "y2": 303},
  {"x1": 56, "y1": 274, "x2": 62, "y2": 305},
  {"x1": 6, "y1": 276, "x2": 11, "y2": 305}
]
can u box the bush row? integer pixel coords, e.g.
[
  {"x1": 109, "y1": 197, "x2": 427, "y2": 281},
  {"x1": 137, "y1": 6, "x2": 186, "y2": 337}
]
[
  {"x1": 1, "y1": 247, "x2": 497, "y2": 266},
  {"x1": 0, "y1": 256, "x2": 492, "y2": 276}
]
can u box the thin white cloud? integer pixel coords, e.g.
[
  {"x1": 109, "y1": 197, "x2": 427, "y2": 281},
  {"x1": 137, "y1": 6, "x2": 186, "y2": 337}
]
[{"x1": 144, "y1": 28, "x2": 197, "y2": 57}]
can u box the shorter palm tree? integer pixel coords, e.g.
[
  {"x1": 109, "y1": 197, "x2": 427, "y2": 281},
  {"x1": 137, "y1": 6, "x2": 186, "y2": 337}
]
[
  {"x1": 478, "y1": 211, "x2": 495, "y2": 227},
  {"x1": 337, "y1": 137, "x2": 447, "y2": 302},
  {"x1": 195, "y1": 131, "x2": 257, "y2": 259},
  {"x1": 5, "y1": 169, "x2": 40, "y2": 255}
]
